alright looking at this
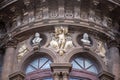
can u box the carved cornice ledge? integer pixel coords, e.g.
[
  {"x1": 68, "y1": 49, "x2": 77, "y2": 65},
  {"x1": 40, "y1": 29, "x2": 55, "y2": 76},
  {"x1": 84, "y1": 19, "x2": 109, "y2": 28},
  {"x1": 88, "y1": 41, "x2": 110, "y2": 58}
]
[{"x1": 51, "y1": 63, "x2": 72, "y2": 74}]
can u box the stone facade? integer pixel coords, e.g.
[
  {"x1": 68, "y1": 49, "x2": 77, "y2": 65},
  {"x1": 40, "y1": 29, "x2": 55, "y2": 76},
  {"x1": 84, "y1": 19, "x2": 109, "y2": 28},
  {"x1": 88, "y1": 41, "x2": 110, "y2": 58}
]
[{"x1": 0, "y1": 0, "x2": 120, "y2": 80}]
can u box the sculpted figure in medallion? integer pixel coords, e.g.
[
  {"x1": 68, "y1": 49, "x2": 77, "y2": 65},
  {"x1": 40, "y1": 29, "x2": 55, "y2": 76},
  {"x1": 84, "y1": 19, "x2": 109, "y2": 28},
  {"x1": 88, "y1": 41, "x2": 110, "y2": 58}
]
[
  {"x1": 81, "y1": 33, "x2": 91, "y2": 45},
  {"x1": 32, "y1": 32, "x2": 42, "y2": 45}
]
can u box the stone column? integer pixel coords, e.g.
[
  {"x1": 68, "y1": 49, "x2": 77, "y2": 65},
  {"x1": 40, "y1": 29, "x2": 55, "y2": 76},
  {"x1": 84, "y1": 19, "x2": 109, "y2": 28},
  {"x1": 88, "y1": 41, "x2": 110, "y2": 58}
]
[
  {"x1": 58, "y1": 0, "x2": 65, "y2": 18},
  {"x1": 98, "y1": 71, "x2": 114, "y2": 80},
  {"x1": 51, "y1": 63, "x2": 72, "y2": 80},
  {"x1": 53, "y1": 72, "x2": 60, "y2": 80},
  {"x1": 63, "y1": 72, "x2": 69, "y2": 80},
  {"x1": 109, "y1": 43, "x2": 120, "y2": 80},
  {"x1": 9, "y1": 71, "x2": 25, "y2": 80},
  {"x1": 1, "y1": 41, "x2": 16, "y2": 80}
]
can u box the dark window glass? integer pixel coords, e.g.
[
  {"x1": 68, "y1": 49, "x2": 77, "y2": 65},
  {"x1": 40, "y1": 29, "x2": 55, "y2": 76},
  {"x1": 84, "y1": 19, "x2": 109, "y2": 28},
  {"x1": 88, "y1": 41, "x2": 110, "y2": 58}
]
[
  {"x1": 71, "y1": 57, "x2": 98, "y2": 74},
  {"x1": 26, "y1": 57, "x2": 52, "y2": 74}
]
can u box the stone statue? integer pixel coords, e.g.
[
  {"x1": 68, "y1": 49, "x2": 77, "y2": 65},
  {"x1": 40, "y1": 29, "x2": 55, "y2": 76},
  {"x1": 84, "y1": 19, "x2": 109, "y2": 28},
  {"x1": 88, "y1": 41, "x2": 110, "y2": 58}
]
[
  {"x1": 57, "y1": 27, "x2": 66, "y2": 49},
  {"x1": 89, "y1": 10, "x2": 95, "y2": 22},
  {"x1": 49, "y1": 26, "x2": 74, "y2": 56},
  {"x1": 32, "y1": 32, "x2": 42, "y2": 45},
  {"x1": 97, "y1": 41, "x2": 106, "y2": 57},
  {"x1": 64, "y1": 36, "x2": 74, "y2": 51},
  {"x1": 18, "y1": 44, "x2": 28, "y2": 62},
  {"x1": 50, "y1": 37, "x2": 59, "y2": 50},
  {"x1": 81, "y1": 33, "x2": 90, "y2": 45}
]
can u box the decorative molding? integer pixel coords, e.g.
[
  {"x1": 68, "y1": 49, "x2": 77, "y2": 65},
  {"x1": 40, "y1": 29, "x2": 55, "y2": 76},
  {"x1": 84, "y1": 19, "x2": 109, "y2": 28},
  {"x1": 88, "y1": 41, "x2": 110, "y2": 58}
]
[{"x1": 51, "y1": 63, "x2": 72, "y2": 80}]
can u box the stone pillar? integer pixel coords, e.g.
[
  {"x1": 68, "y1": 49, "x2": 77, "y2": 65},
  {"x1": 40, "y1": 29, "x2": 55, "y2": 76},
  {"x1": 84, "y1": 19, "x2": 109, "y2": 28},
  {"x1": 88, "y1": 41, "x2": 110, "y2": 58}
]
[
  {"x1": 109, "y1": 42, "x2": 120, "y2": 80},
  {"x1": 63, "y1": 72, "x2": 69, "y2": 80},
  {"x1": 1, "y1": 41, "x2": 16, "y2": 80},
  {"x1": 0, "y1": 49, "x2": 4, "y2": 80},
  {"x1": 98, "y1": 71, "x2": 114, "y2": 80},
  {"x1": 51, "y1": 63, "x2": 72, "y2": 80},
  {"x1": 53, "y1": 72, "x2": 60, "y2": 80},
  {"x1": 9, "y1": 71, "x2": 25, "y2": 80},
  {"x1": 58, "y1": 0, "x2": 65, "y2": 18}
]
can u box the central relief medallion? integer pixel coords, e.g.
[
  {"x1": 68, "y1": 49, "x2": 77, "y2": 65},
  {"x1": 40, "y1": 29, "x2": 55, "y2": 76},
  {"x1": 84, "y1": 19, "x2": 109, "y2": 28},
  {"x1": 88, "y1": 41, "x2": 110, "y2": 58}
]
[{"x1": 49, "y1": 26, "x2": 74, "y2": 56}]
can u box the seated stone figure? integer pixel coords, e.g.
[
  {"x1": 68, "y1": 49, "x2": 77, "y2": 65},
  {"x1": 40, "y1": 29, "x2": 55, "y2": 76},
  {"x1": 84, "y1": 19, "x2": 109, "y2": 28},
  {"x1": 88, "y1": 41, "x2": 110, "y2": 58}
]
[
  {"x1": 32, "y1": 32, "x2": 42, "y2": 45},
  {"x1": 81, "y1": 33, "x2": 90, "y2": 45}
]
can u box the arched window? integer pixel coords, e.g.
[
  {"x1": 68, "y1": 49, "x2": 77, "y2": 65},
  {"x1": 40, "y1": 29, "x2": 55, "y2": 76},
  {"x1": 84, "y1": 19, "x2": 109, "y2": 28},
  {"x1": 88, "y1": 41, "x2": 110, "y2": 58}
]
[
  {"x1": 25, "y1": 57, "x2": 52, "y2": 74},
  {"x1": 71, "y1": 57, "x2": 98, "y2": 74}
]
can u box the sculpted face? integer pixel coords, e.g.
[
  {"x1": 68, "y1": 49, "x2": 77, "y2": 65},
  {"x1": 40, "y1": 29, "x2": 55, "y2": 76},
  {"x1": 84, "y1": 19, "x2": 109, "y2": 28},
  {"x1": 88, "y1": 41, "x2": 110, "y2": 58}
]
[
  {"x1": 35, "y1": 32, "x2": 40, "y2": 37},
  {"x1": 83, "y1": 33, "x2": 89, "y2": 40}
]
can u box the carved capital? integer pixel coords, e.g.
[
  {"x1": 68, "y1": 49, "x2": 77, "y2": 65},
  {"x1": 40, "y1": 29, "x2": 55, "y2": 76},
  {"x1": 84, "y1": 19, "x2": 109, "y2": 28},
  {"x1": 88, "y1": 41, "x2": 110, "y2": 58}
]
[
  {"x1": 6, "y1": 39, "x2": 18, "y2": 48},
  {"x1": 62, "y1": 72, "x2": 69, "y2": 77},
  {"x1": 9, "y1": 71, "x2": 25, "y2": 80},
  {"x1": 53, "y1": 72, "x2": 60, "y2": 77},
  {"x1": 98, "y1": 71, "x2": 115, "y2": 80},
  {"x1": 51, "y1": 63, "x2": 72, "y2": 74}
]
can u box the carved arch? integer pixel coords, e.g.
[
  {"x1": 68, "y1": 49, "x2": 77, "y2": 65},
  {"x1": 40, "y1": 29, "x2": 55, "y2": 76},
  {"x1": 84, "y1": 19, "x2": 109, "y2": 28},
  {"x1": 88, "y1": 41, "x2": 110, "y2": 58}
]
[
  {"x1": 64, "y1": 47, "x2": 107, "y2": 73},
  {"x1": 18, "y1": 48, "x2": 58, "y2": 72}
]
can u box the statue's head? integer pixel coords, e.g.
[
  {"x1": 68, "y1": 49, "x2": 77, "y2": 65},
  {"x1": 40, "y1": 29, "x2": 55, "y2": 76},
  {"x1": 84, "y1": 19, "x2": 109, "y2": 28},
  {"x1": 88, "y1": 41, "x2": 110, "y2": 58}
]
[
  {"x1": 83, "y1": 33, "x2": 89, "y2": 40},
  {"x1": 35, "y1": 32, "x2": 40, "y2": 37}
]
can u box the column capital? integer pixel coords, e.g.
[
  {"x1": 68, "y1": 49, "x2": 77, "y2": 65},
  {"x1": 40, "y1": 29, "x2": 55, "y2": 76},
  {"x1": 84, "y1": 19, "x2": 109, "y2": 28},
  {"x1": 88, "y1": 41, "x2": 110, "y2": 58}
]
[
  {"x1": 51, "y1": 63, "x2": 72, "y2": 80},
  {"x1": 53, "y1": 72, "x2": 60, "y2": 76},
  {"x1": 62, "y1": 71, "x2": 69, "y2": 76},
  {"x1": 5, "y1": 39, "x2": 18, "y2": 48},
  {"x1": 9, "y1": 71, "x2": 25, "y2": 80},
  {"x1": 51, "y1": 63, "x2": 72, "y2": 73},
  {"x1": 98, "y1": 71, "x2": 115, "y2": 80}
]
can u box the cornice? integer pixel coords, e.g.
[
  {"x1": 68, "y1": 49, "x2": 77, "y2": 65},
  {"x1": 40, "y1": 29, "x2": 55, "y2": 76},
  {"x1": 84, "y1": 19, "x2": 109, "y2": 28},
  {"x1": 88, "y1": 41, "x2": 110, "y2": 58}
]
[
  {"x1": 108, "y1": 0, "x2": 120, "y2": 6},
  {"x1": 0, "y1": 0, "x2": 17, "y2": 10}
]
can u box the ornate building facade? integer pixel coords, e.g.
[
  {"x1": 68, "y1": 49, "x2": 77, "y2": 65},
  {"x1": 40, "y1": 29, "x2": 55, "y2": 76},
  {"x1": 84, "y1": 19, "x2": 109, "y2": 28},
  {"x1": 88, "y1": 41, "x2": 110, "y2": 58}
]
[{"x1": 0, "y1": 0, "x2": 120, "y2": 80}]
